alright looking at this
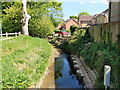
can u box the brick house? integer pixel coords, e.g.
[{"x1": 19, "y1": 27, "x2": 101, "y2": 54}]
[
  {"x1": 91, "y1": 9, "x2": 109, "y2": 25},
  {"x1": 56, "y1": 19, "x2": 79, "y2": 30},
  {"x1": 78, "y1": 15, "x2": 93, "y2": 28}
]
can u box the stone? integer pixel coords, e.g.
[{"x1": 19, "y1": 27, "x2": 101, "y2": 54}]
[
  {"x1": 76, "y1": 69, "x2": 84, "y2": 77},
  {"x1": 74, "y1": 64, "x2": 80, "y2": 70},
  {"x1": 73, "y1": 60, "x2": 78, "y2": 65}
]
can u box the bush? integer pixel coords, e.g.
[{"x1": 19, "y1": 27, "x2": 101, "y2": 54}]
[
  {"x1": 61, "y1": 28, "x2": 120, "y2": 88},
  {"x1": 70, "y1": 25, "x2": 78, "y2": 34},
  {"x1": 66, "y1": 30, "x2": 71, "y2": 33}
]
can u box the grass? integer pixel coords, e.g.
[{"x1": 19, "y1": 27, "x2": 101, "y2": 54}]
[{"x1": 1, "y1": 35, "x2": 52, "y2": 88}]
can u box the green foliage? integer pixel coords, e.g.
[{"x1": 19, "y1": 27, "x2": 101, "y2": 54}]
[
  {"x1": 73, "y1": 28, "x2": 86, "y2": 37},
  {"x1": 54, "y1": 29, "x2": 61, "y2": 33},
  {"x1": 70, "y1": 25, "x2": 78, "y2": 34},
  {"x1": 2, "y1": 35, "x2": 52, "y2": 88},
  {"x1": 66, "y1": 29, "x2": 71, "y2": 33},
  {"x1": 61, "y1": 28, "x2": 120, "y2": 88},
  {"x1": 2, "y1": 2, "x2": 63, "y2": 38},
  {"x1": 69, "y1": 16, "x2": 78, "y2": 19},
  {"x1": 49, "y1": 37, "x2": 56, "y2": 44},
  {"x1": 2, "y1": 3, "x2": 22, "y2": 33},
  {"x1": 78, "y1": 12, "x2": 89, "y2": 16}
]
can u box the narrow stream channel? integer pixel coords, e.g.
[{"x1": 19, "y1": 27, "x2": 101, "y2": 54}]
[{"x1": 55, "y1": 53, "x2": 84, "y2": 88}]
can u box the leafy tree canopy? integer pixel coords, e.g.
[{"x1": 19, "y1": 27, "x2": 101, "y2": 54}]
[
  {"x1": 2, "y1": 1, "x2": 63, "y2": 38},
  {"x1": 78, "y1": 12, "x2": 89, "y2": 16},
  {"x1": 69, "y1": 16, "x2": 78, "y2": 19}
]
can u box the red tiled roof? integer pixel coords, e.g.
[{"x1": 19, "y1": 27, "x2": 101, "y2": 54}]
[{"x1": 79, "y1": 15, "x2": 93, "y2": 21}]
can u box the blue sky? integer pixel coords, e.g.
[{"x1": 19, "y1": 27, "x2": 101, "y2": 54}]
[{"x1": 56, "y1": 0, "x2": 109, "y2": 20}]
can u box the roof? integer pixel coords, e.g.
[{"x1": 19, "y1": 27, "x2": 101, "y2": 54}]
[
  {"x1": 63, "y1": 19, "x2": 79, "y2": 25},
  {"x1": 91, "y1": 14, "x2": 99, "y2": 20},
  {"x1": 79, "y1": 15, "x2": 93, "y2": 21},
  {"x1": 95, "y1": 9, "x2": 109, "y2": 18}
]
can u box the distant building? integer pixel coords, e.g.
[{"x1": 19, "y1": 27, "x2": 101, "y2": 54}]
[
  {"x1": 90, "y1": 9, "x2": 109, "y2": 25},
  {"x1": 78, "y1": 15, "x2": 93, "y2": 28},
  {"x1": 56, "y1": 19, "x2": 79, "y2": 30}
]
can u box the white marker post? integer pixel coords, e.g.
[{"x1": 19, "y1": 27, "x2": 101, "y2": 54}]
[
  {"x1": 0, "y1": 21, "x2": 2, "y2": 38},
  {"x1": 104, "y1": 65, "x2": 111, "y2": 90}
]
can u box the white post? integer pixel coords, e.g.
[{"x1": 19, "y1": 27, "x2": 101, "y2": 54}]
[
  {"x1": 6, "y1": 32, "x2": 8, "y2": 38},
  {"x1": 15, "y1": 32, "x2": 17, "y2": 38},
  {"x1": 19, "y1": 32, "x2": 21, "y2": 36},
  {"x1": 0, "y1": 21, "x2": 2, "y2": 38},
  {"x1": 104, "y1": 65, "x2": 111, "y2": 89}
]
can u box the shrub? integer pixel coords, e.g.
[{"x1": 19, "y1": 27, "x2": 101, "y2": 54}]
[{"x1": 66, "y1": 30, "x2": 71, "y2": 33}]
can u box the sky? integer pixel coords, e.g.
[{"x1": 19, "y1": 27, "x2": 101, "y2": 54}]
[{"x1": 56, "y1": 0, "x2": 109, "y2": 20}]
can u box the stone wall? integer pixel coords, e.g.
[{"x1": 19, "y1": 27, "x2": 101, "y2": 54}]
[{"x1": 88, "y1": 21, "x2": 119, "y2": 44}]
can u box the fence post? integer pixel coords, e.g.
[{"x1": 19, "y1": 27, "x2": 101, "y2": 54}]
[
  {"x1": 15, "y1": 32, "x2": 17, "y2": 38},
  {"x1": 6, "y1": 32, "x2": 8, "y2": 38},
  {"x1": 19, "y1": 32, "x2": 21, "y2": 36}
]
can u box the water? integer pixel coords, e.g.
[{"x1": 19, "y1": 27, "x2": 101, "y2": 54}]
[{"x1": 55, "y1": 53, "x2": 84, "y2": 88}]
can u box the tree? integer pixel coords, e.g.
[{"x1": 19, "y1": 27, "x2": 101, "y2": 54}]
[
  {"x1": 21, "y1": 0, "x2": 31, "y2": 35},
  {"x1": 78, "y1": 12, "x2": 89, "y2": 16},
  {"x1": 2, "y1": 1, "x2": 63, "y2": 38},
  {"x1": 48, "y1": 2, "x2": 63, "y2": 27},
  {"x1": 69, "y1": 16, "x2": 78, "y2": 19},
  {"x1": 70, "y1": 25, "x2": 78, "y2": 34},
  {"x1": 2, "y1": 3, "x2": 22, "y2": 33}
]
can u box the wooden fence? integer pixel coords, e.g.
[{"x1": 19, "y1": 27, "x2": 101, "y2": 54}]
[{"x1": 0, "y1": 32, "x2": 21, "y2": 38}]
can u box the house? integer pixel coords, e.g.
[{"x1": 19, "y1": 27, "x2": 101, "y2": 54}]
[
  {"x1": 90, "y1": 14, "x2": 99, "y2": 25},
  {"x1": 96, "y1": 9, "x2": 109, "y2": 24},
  {"x1": 56, "y1": 19, "x2": 79, "y2": 30},
  {"x1": 78, "y1": 15, "x2": 93, "y2": 28},
  {"x1": 91, "y1": 9, "x2": 109, "y2": 25}
]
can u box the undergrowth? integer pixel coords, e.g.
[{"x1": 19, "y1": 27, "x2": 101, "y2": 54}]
[{"x1": 61, "y1": 28, "x2": 120, "y2": 88}]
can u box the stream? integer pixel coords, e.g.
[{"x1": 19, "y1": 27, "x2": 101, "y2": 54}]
[{"x1": 55, "y1": 53, "x2": 84, "y2": 88}]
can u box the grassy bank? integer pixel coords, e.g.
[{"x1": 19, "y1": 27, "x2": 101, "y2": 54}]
[
  {"x1": 2, "y1": 35, "x2": 52, "y2": 88},
  {"x1": 61, "y1": 29, "x2": 120, "y2": 88}
]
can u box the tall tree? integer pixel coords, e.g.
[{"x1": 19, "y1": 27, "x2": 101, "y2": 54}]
[
  {"x1": 48, "y1": 2, "x2": 63, "y2": 27},
  {"x1": 69, "y1": 16, "x2": 78, "y2": 19},
  {"x1": 78, "y1": 12, "x2": 89, "y2": 16},
  {"x1": 21, "y1": 0, "x2": 31, "y2": 35}
]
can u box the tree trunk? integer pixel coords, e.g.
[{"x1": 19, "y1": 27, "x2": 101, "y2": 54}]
[{"x1": 21, "y1": 0, "x2": 31, "y2": 35}]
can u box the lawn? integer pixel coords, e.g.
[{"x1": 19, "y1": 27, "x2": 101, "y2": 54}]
[{"x1": 1, "y1": 35, "x2": 52, "y2": 88}]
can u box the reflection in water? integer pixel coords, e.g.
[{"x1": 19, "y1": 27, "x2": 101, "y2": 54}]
[{"x1": 55, "y1": 54, "x2": 83, "y2": 88}]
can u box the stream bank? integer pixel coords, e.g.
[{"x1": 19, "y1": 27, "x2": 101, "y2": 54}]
[{"x1": 40, "y1": 46, "x2": 84, "y2": 88}]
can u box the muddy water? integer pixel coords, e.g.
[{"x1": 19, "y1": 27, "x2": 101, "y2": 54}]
[{"x1": 55, "y1": 54, "x2": 83, "y2": 88}]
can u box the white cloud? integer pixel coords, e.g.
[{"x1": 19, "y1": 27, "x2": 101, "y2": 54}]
[
  {"x1": 80, "y1": 2, "x2": 85, "y2": 5},
  {"x1": 89, "y1": 1, "x2": 97, "y2": 4},
  {"x1": 101, "y1": 0, "x2": 109, "y2": 4}
]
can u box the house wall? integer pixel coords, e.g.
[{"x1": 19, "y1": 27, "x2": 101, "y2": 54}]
[
  {"x1": 88, "y1": 21, "x2": 119, "y2": 44},
  {"x1": 65, "y1": 19, "x2": 78, "y2": 30},
  {"x1": 81, "y1": 21, "x2": 88, "y2": 27}
]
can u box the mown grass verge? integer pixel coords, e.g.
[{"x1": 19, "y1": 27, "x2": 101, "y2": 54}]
[{"x1": 2, "y1": 35, "x2": 52, "y2": 88}]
